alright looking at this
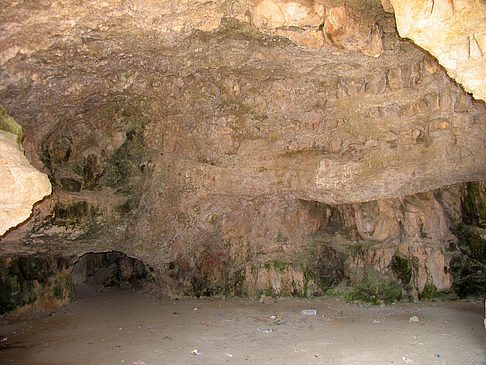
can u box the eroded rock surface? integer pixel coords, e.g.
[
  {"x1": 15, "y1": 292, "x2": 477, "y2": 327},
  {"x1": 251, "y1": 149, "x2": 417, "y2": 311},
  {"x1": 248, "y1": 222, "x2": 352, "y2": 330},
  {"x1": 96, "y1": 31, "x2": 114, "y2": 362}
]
[
  {"x1": 0, "y1": 256, "x2": 72, "y2": 314},
  {"x1": 0, "y1": 0, "x2": 485, "y2": 301}
]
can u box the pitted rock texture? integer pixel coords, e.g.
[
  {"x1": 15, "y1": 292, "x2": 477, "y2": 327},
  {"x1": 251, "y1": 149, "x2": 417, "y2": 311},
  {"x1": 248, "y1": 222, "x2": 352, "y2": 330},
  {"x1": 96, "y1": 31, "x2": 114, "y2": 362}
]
[
  {"x1": 1, "y1": 3, "x2": 485, "y2": 206},
  {"x1": 0, "y1": 0, "x2": 485, "y2": 300},
  {"x1": 390, "y1": 0, "x2": 486, "y2": 103},
  {"x1": 322, "y1": 5, "x2": 384, "y2": 57}
]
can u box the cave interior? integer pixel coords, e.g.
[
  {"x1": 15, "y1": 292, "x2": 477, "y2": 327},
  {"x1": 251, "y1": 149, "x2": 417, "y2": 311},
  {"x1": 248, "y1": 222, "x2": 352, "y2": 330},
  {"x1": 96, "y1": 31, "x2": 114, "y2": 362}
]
[{"x1": 0, "y1": 0, "x2": 485, "y2": 363}]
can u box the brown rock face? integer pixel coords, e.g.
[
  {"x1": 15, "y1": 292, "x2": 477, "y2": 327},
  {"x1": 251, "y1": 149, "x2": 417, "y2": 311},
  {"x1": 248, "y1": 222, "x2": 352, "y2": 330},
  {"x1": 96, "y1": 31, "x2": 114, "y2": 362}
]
[
  {"x1": 0, "y1": 0, "x2": 485, "y2": 301},
  {"x1": 322, "y1": 5, "x2": 384, "y2": 57}
]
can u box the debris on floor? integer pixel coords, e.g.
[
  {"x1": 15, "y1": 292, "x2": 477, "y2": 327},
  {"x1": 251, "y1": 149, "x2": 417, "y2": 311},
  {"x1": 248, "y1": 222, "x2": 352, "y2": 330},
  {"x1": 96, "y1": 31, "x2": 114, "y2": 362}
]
[
  {"x1": 191, "y1": 349, "x2": 200, "y2": 355},
  {"x1": 257, "y1": 328, "x2": 273, "y2": 333},
  {"x1": 402, "y1": 356, "x2": 414, "y2": 363},
  {"x1": 270, "y1": 314, "x2": 281, "y2": 326},
  {"x1": 409, "y1": 316, "x2": 420, "y2": 322},
  {"x1": 301, "y1": 309, "x2": 317, "y2": 316},
  {"x1": 225, "y1": 353, "x2": 233, "y2": 358}
]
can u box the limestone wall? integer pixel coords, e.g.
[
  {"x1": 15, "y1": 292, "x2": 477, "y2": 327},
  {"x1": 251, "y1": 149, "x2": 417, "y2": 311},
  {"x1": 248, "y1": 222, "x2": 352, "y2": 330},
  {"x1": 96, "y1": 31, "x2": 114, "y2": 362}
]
[{"x1": 0, "y1": 107, "x2": 51, "y2": 236}]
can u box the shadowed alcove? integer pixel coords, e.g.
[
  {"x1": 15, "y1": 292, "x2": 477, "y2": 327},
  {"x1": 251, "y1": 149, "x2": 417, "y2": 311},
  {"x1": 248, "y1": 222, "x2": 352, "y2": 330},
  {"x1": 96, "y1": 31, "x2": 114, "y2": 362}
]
[{"x1": 71, "y1": 251, "x2": 155, "y2": 295}]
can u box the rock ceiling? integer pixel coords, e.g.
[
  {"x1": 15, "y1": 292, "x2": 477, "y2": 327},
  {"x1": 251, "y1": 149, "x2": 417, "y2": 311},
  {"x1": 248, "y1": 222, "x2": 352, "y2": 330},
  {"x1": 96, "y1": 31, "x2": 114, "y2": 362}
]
[{"x1": 0, "y1": 0, "x2": 484, "y2": 259}]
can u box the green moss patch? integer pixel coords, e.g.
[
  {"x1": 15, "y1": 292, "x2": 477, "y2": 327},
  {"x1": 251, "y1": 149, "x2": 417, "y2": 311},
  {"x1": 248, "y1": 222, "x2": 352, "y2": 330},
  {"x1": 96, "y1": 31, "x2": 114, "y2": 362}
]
[
  {"x1": 418, "y1": 283, "x2": 446, "y2": 300},
  {"x1": 0, "y1": 256, "x2": 73, "y2": 314},
  {"x1": 315, "y1": 245, "x2": 348, "y2": 289},
  {"x1": 0, "y1": 105, "x2": 23, "y2": 147},
  {"x1": 462, "y1": 182, "x2": 486, "y2": 227},
  {"x1": 453, "y1": 224, "x2": 486, "y2": 264},
  {"x1": 449, "y1": 254, "x2": 486, "y2": 298},
  {"x1": 391, "y1": 252, "x2": 412, "y2": 286},
  {"x1": 344, "y1": 280, "x2": 402, "y2": 305},
  {"x1": 53, "y1": 201, "x2": 93, "y2": 226}
]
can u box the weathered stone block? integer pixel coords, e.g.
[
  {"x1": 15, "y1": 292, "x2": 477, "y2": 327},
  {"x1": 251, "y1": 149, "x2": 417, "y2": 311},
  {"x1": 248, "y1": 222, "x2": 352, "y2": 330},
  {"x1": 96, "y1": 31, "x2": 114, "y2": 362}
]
[
  {"x1": 400, "y1": 103, "x2": 415, "y2": 117},
  {"x1": 424, "y1": 93, "x2": 440, "y2": 111},
  {"x1": 410, "y1": 62, "x2": 423, "y2": 86},
  {"x1": 365, "y1": 71, "x2": 387, "y2": 94},
  {"x1": 380, "y1": 104, "x2": 400, "y2": 118},
  {"x1": 322, "y1": 5, "x2": 384, "y2": 58},
  {"x1": 354, "y1": 200, "x2": 401, "y2": 242},
  {"x1": 401, "y1": 193, "x2": 449, "y2": 240},
  {"x1": 454, "y1": 91, "x2": 472, "y2": 112},
  {"x1": 387, "y1": 66, "x2": 402, "y2": 90}
]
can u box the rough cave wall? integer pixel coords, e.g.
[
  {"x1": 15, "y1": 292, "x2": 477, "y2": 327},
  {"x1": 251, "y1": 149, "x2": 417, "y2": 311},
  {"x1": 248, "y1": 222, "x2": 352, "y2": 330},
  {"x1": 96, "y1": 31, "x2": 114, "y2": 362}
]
[
  {"x1": 0, "y1": 256, "x2": 73, "y2": 314},
  {"x1": 0, "y1": 0, "x2": 485, "y2": 303}
]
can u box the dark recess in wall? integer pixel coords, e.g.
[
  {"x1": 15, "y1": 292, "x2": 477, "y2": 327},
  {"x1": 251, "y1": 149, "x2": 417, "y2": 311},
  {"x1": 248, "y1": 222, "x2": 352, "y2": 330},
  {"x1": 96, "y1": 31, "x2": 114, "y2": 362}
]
[{"x1": 71, "y1": 251, "x2": 155, "y2": 294}]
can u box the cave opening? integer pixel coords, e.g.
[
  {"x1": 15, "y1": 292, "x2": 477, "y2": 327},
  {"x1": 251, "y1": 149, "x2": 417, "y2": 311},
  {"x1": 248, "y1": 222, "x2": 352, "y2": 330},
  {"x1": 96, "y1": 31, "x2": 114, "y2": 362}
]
[
  {"x1": 71, "y1": 251, "x2": 155, "y2": 296},
  {"x1": 0, "y1": 0, "x2": 486, "y2": 362}
]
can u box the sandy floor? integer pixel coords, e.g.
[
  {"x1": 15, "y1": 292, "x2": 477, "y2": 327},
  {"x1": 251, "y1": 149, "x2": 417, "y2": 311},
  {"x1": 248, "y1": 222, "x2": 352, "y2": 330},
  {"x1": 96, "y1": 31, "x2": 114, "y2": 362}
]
[{"x1": 0, "y1": 286, "x2": 485, "y2": 365}]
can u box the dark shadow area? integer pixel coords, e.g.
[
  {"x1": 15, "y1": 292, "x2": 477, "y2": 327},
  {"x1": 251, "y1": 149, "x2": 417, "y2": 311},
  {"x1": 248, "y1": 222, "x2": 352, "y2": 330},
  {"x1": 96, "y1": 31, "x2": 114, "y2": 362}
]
[{"x1": 71, "y1": 251, "x2": 154, "y2": 296}]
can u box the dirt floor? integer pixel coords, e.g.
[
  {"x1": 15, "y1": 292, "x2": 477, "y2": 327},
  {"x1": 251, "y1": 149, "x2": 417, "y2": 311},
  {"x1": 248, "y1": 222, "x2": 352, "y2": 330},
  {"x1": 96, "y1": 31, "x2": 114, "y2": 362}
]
[{"x1": 0, "y1": 286, "x2": 485, "y2": 365}]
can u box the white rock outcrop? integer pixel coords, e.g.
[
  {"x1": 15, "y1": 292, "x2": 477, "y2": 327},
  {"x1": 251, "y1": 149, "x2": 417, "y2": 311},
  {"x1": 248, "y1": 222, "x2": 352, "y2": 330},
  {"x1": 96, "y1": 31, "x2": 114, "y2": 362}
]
[
  {"x1": 390, "y1": 0, "x2": 486, "y2": 103},
  {"x1": 0, "y1": 118, "x2": 51, "y2": 236}
]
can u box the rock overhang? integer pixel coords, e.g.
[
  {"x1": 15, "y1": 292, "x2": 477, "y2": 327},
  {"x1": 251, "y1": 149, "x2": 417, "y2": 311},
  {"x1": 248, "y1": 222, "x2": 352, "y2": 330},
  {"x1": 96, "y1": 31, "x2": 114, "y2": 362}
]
[{"x1": 0, "y1": 0, "x2": 485, "y2": 300}]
